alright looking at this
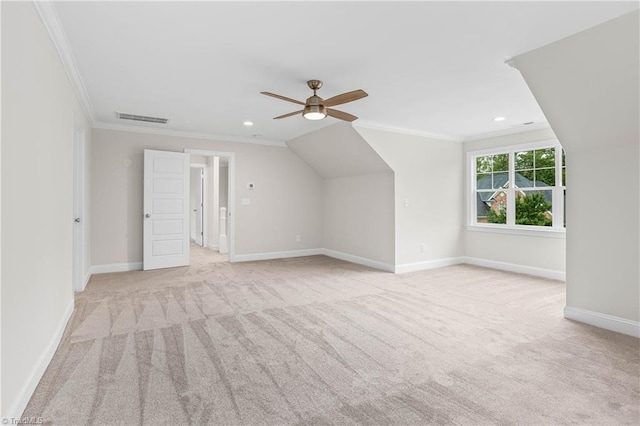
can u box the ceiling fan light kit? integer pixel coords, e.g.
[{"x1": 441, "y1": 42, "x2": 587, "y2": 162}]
[
  {"x1": 303, "y1": 105, "x2": 327, "y2": 120},
  {"x1": 261, "y1": 80, "x2": 367, "y2": 122}
]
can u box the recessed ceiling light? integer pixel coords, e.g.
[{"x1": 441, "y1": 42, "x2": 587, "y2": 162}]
[
  {"x1": 494, "y1": 116, "x2": 506, "y2": 122},
  {"x1": 243, "y1": 121, "x2": 253, "y2": 126}
]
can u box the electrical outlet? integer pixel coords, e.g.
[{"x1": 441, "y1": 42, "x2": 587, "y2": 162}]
[
  {"x1": 421, "y1": 243, "x2": 426, "y2": 252},
  {"x1": 296, "y1": 234, "x2": 301, "y2": 242}
]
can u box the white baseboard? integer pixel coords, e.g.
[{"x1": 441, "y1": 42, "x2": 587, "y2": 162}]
[
  {"x1": 564, "y1": 306, "x2": 640, "y2": 338},
  {"x1": 90, "y1": 262, "x2": 143, "y2": 274},
  {"x1": 395, "y1": 257, "x2": 465, "y2": 274},
  {"x1": 320, "y1": 249, "x2": 395, "y2": 273},
  {"x1": 206, "y1": 243, "x2": 219, "y2": 250},
  {"x1": 7, "y1": 300, "x2": 74, "y2": 419},
  {"x1": 78, "y1": 270, "x2": 91, "y2": 292},
  {"x1": 462, "y1": 256, "x2": 565, "y2": 281},
  {"x1": 233, "y1": 249, "x2": 322, "y2": 263}
]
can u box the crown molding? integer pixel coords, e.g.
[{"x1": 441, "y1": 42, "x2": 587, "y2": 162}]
[
  {"x1": 33, "y1": 0, "x2": 96, "y2": 122},
  {"x1": 352, "y1": 121, "x2": 464, "y2": 142},
  {"x1": 92, "y1": 121, "x2": 287, "y2": 147},
  {"x1": 462, "y1": 122, "x2": 552, "y2": 142}
]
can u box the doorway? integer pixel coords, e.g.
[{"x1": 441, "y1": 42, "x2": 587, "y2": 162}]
[
  {"x1": 189, "y1": 163, "x2": 205, "y2": 247},
  {"x1": 186, "y1": 150, "x2": 234, "y2": 264}
]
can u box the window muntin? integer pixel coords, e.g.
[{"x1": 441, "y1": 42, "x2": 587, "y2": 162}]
[{"x1": 470, "y1": 142, "x2": 565, "y2": 232}]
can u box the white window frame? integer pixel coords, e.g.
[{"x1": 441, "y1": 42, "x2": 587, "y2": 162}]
[{"x1": 467, "y1": 139, "x2": 566, "y2": 238}]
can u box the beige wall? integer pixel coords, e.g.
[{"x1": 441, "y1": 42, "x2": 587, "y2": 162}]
[
  {"x1": 512, "y1": 11, "x2": 639, "y2": 325},
  {"x1": 287, "y1": 123, "x2": 396, "y2": 266},
  {"x1": 1, "y1": 2, "x2": 91, "y2": 417},
  {"x1": 90, "y1": 129, "x2": 323, "y2": 265},
  {"x1": 356, "y1": 127, "x2": 465, "y2": 267},
  {"x1": 322, "y1": 172, "x2": 395, "y2": 266},
  {"x1": 463, "y1": 128, "x2": 566, "y2": 276}
]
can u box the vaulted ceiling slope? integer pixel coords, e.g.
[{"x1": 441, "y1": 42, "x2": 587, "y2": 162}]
[
  {"x1": 287, "y1": 123, "x2": 391, "y2": 178},
  {"x1": 52, "y1": 1, "x2": 638, "y2": 143}
]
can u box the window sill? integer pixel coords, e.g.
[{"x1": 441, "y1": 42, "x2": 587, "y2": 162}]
[{"x1": 467, "y1": 224, "x2": 566, "y2": 239}]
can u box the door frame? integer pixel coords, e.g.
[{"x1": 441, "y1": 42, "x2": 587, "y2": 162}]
[
  {"x1": 72, "y1": 116, "x2": 86, "y2": 292},
  {"x1": 184, "y1": 149, "x2": 235, "y2": 262},
  {"x1": 190, "y1": 163, "x2": 207, "y2": 247}
]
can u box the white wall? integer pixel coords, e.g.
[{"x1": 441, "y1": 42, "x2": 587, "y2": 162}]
[
  {"x1": 462, "y1": 128, "x2": 566, "y2": 277},
  {"x1": 355, "y1": 127, "x2": 464, "y2": 269},
  {"x1": 91, "y1": 129, "x2": 323, "y2": 265},
  {"x1": 1, "y1": 2, "x2": 91, "y2": 417},
  {"x1": 512, "y1": 11, "x2": 639, "y2": 331},
  {"x1": 323, "y1": 173, "x2": 395, "y2": 267}
]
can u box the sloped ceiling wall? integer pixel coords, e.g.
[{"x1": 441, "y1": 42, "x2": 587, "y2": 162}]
[
  {"x1": 286, "y1": 122, "x2": 392, "y2": 178},
  {"x1": 286, "y1": 122, "x2": 395, "y2": 267},
  {"x1": 511, "y1": 10, "x2": 639, "y2": 327}
]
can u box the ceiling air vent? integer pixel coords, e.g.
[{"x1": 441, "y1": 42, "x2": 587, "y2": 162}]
[{"x1": 116, "y1": 112, "x2": 169, "y2": 124}]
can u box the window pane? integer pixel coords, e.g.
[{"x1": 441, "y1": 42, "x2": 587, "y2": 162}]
[
  {"x1": 562, "y1": 149, "x2": 566, "y2": 167},
  {"x1": 515, "y1": 151, "x2": 534, "y2": 170},
  {"x1": 476, "y1": 190, "x2": 507, "y2": 224},
  {"x1": 492, "y1": 172, "x2": 508, "y2": 189},
  {"x1": 516, "y1": 190, "x2": 553, "y2": 227},
  {"x1": 515, "y1": 170, "x2": 534, "y2": 187},
  {"x1": 476, "y1": 173, "x2": 491, "y2": 189},
  {"x1": 535, "y1": 168, "x2": 555, "y2": 187},
  {"x1": 476, "y1": 156, "x2": 492, "y2": 174},
  {"x1": 562, "y1": 167, "x2": 566, "y2": 186},
  {"x1": 492, "y1": 154, "x2": 509, "y2": 172},
  {"x1": 535, "y1": 148, "x2": 555, "y2": 168}
]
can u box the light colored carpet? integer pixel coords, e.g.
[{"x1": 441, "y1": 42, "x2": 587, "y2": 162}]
[{"x1": 24, "y1": 246, "x2": 639, "y2": 425}]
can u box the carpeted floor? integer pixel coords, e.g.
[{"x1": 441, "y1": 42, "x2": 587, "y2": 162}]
[{"x1": 24, "y1": 245, "x2": 639, "y2": 425}]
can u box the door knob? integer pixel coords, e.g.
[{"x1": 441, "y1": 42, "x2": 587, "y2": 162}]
[
  {"x1": 145, "y1": 214, "x2": 151, "y2": 218},
  {"x1": 74, "y1": 218, "x2": 81, "y2": 223}
]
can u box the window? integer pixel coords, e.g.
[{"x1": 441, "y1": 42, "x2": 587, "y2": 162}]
[{"x1": 469, "y1": 141, "x2": 566, "y2": 234}]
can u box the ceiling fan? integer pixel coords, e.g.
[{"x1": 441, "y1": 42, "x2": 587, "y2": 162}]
[{"x1": 261, "y1": 80, "x2": 368, "y2": 122}]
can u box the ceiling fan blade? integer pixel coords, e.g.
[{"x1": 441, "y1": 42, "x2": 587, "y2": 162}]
[
  {"x1": 323, "y1": 89, "x2": 368, "y2": 107},
  {"x1": 261, "y1": 92, "x2": 305, "y2": 106},
  {"x1": 274, "y1": 110, "x2": 303, "y2": 119},
  {"x1": 327, "y1": 108, "x2": 358, "y2": 122}
]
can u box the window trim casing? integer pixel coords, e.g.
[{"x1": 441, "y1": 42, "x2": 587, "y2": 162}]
[{"x1": 467, "y1": 139, "x2": 566, "y2": 238}]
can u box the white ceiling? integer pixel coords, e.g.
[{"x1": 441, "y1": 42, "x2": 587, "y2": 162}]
[{"x1": 53, "y1": 1, "x2": 638, "y2": 143}]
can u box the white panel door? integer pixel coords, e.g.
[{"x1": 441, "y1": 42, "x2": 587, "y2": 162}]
[{"x1": 144, "y1": 149, "x2": 190, "y2": 270}]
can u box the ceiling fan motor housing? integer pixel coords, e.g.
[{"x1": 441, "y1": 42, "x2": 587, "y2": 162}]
[{"x1": 306, "y1": 95, "x2": 323, "y2": 106}]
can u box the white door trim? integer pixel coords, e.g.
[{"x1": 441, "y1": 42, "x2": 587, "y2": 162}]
[
  {"x1": 72, "y1": 116, "x2": 86, "y2": 292},
  {"x1": 184, "y1": 149, "x2": 235, "y2": 262}
]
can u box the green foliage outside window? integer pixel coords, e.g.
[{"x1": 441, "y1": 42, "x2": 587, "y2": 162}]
[
  {"x1": 486, "y1": 192, "x2": 552, "y2": 226},
  {"x1": 516, "y1": 193, "x2": 552, "y2": 226},
  {"x1": 487, "y1": 207, "x2": 506, "y2": 224}
]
